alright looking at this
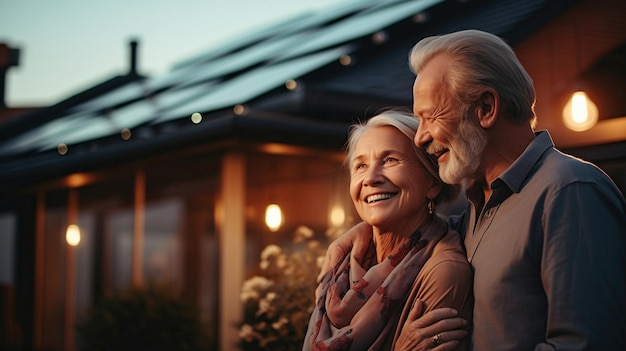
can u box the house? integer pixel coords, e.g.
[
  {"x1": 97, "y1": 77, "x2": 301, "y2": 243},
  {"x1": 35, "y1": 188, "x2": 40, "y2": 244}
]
[{"x1": 0, "y1": 0, "x2": 624, "y2": 350}]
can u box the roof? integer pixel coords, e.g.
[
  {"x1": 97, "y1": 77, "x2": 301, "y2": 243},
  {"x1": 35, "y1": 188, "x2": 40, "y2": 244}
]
[{"x1": 0, "y1": 0, "x2": 579, "y2": 192}]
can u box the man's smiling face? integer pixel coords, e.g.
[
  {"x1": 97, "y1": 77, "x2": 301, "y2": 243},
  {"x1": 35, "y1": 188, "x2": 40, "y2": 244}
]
[{"x1": 412, "y1": 55, "x2": 486, "y2": 184}]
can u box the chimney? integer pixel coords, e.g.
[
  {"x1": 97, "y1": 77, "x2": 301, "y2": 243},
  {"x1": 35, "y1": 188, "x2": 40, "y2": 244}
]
[
  {"x1": 129, "y1": 39, "x2": 138, "y2": 76},
  {"x1": 0, "y1": 43, "x2": 21, "y2": 108}
]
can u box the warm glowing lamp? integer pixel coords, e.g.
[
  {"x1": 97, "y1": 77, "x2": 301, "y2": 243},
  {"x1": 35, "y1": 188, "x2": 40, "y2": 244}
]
[
  {"x1": 265, "y1": 204, "x2": 282, "y2": 232},
  {"x1": 330, "y1": 205, "x2": 345, "y2": 227},
  {"x1": 562, "y1": 91, "x2": 599, "y2": 132},
  {"x1": 66, "y1": 224, "x2": 81, "y2": 246}
]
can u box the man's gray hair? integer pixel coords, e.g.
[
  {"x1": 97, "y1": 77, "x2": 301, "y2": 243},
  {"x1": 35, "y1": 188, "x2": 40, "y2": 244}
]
[{"x1": 409, "y1": 29, "x2": 536, "y2": 125}]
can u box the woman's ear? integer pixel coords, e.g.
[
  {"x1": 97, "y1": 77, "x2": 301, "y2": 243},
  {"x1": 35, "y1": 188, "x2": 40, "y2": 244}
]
[
  {"x1": 427, "y1": 179, "x2": 442, "y2": 201},
  {"x1": 477, "y1": 88, "x2": 499, "y2": 128}
]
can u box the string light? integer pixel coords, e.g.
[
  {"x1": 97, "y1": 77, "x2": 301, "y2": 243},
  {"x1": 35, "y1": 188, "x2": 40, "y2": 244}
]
[
  {"x1": 121, "y1": 128, "x2": 132, "y2": 140},
  {"x1": 191, "y1": 112, "x2": 202, "y2": 124},
  {"x1": 339, "y1": 55, "x2": 352, "y2": 66},
  {"x1": 58, "y1": 143, "x2": 68, "y2": 155},
  {"x1": 285, "y1": 79, "x2": 298, "y2": 91},
  {"x1": 233, "y1": 104, "x2": 246, "y2": 115}
]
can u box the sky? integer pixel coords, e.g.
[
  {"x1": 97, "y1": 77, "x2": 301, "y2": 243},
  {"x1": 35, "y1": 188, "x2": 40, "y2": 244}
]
[{"x1": 0, "y1": 0, "x2": 352, "y2": 107}]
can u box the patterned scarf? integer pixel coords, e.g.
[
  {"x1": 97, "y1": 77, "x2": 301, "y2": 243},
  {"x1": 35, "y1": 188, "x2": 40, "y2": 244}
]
[{"x1": 303, "y1": 216, "x2": 446, "y2": 351}]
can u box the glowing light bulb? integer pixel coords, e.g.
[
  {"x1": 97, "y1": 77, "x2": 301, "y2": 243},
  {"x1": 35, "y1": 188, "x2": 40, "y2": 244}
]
[
  {"x1": 562, "y1": 91, "x2": 598, "y2": 132},
  {"x1": 66, "y1": 224, "x2": 81, "y2": 246},
  {"x1": 265, "y1": 204, "x2": 282, "y2": 232},
  {"x1": 330, "y1": 205, "x2": 345, "y2": 227}
]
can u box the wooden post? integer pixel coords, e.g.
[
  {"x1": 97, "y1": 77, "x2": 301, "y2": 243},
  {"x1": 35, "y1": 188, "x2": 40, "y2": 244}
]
[
  {"x1": 132, "y1": 168, "x2": 145, "y2": 288},
  {"x1": 64, "y1": 189, "x2": 78, "y2": 351},
  {"x1": 217, "y1": 152, "x2": 246, "y2": 351},
  {"x1": 34, "y1": 191, "x2": 45, "y2": 349}
]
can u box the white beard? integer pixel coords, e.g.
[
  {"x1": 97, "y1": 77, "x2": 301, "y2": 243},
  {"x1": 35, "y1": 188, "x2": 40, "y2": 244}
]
[{"x1": 437, "y1": 119, "x2": 486, "y2": 185}]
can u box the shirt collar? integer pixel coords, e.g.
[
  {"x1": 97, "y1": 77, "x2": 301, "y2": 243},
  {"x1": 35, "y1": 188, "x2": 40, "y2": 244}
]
[{"x1": 498, "y1": 130, "x2": 554, "y2": 193}]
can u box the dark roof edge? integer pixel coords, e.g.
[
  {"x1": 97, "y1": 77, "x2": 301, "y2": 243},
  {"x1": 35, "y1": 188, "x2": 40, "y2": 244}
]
[
  {"x1": 0, "y1": 73, "x2": 146, "y2": 141},
  {"x1": 0, "y1": 113, "x2": 349, "y2": 193}
]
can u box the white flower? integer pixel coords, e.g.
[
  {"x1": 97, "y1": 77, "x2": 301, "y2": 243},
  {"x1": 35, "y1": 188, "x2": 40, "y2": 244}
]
[
  {"x1": 272, "y1": 317, "x2": 289, "y2": 330},
  {"x1": 294, "y1": 225, "x2": 314, "y2": 242},
  {"x1": 256, "y1": 296, "x2": 273, "y2": 317},
  {"x1": 316, "y1": 256, "x2": 325, "y2": 269},
  {"x1": 307, "y1": 240, "x2": 322, "y2": 250},
  {"x1": 239, "y1": 227, "x2": 330, "y2": 350},
  {"x1": 260, "y1": 245, "x2": 282, "y2": 270},
  {"x1": 240, "y1": 276, "x2": 273, "y2": 302},
  {"x1": 276, "y1": 254, "x2": 287, "y2": 268},
  {"x1": 261, "y1": 245, "x2": 281, "y2": 261},
  {"x1": 239, "y1": 324, "x2": 256, "y2": 342}
]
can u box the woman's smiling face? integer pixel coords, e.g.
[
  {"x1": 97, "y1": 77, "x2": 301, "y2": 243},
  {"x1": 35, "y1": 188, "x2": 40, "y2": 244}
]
[{"x1": 349, "y1": 126, "x2": 437, "y2": 231}]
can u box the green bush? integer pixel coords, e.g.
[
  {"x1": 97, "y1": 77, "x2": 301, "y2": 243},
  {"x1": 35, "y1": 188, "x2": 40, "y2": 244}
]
[
  {"x1": 238, "y1": 225, "x2": 328, "y2": 351},
  {"x1": 77, "y1": 287, "x2": 211, "y2": 351}
]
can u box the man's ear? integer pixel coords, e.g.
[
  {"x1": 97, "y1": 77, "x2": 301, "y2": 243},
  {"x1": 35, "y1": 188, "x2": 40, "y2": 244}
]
[{"x1": 477, "y1": 88, "x2": 499, "y2": 128}]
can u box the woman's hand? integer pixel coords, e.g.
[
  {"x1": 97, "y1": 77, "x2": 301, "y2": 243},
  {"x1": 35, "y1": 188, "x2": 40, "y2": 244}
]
[
  {"x1": 318, "y1": 222, "x2": 372, "y2": 282},
  {"x1": 395, "y1": 300, "x2": 469, "y2": 351}
]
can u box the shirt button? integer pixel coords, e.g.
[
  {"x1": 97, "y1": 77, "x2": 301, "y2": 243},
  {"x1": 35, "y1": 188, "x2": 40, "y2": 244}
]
[{"x1": 485, "y1": 208, "x2": 493, "y2": 218}]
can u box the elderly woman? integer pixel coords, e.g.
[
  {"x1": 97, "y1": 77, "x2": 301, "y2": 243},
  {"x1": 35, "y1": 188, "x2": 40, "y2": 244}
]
[{"x1": 302, "y1": 111, "x2": 472, "y2": 351}]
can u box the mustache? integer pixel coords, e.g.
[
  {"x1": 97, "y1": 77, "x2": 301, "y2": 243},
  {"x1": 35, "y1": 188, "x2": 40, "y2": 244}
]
[{"x1": 426, "y1": 142, "x2": 446, "y2": 156}]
